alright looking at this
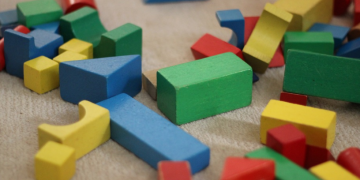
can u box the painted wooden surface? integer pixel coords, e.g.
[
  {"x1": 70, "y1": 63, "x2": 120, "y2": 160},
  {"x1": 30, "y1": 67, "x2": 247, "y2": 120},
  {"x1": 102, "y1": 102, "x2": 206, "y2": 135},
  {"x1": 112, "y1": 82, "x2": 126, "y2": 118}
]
[{"x1": 310, "y1": 161, "x2": 360, "y2": 180}]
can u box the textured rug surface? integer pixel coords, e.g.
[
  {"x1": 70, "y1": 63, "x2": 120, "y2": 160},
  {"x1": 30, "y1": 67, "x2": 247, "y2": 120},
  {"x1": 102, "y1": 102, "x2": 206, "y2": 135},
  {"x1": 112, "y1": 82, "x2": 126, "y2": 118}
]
[{"x1": 1, "y1": 0, "x2": 360, "y2": 179}]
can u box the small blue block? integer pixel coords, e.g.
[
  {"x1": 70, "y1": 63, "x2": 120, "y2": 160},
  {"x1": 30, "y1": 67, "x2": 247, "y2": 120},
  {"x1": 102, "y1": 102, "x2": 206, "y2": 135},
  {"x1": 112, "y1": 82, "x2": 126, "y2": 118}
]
[
  {"x1": 216, "y1": 9, "x2": 245, "y2": 49},
  {"x1": 31, "y1": 21, "x2": 60, "y2": 34},
  {"x1": 0, "y1": 23, "x2": 18, "y2": 38},
  {"x1": 336, "y1": 37, "x2": 360, "y2": 58},
  {"x1": 60, "y1": 55, "x2": 142, "y2": 104},
  {"x1": 308, "y1": 23, "x2": 350, "y2": 49},
  {"x1": 4, "y1": 29, "x2": 63, "y2": 78},
  {"x1": 253, "y1": 72, "x2": 259, "y2": 83},
  {"x1": 0, "y1": 9, "x2": 18, "y2": 26},
  {"x1": 97, "y1": 93, "x2": 210, "y2": 174}
]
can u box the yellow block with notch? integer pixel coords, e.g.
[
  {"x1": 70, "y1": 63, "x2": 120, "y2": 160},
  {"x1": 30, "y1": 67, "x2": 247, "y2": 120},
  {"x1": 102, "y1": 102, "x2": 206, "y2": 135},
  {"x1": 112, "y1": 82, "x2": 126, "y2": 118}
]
[
  {"x1": 24, "y1": 56, "x2": 59, "y2": 94},
  {"x1": 310, "y1": 161, "x2": 360, "y2": 180},
  {"x1": 38, "y1": 101, "x2": 110, "y2": 159},
  {"x1": 243, "y1": 3, "x2": 292, "y2": 73},
  {"x1": 59, "y1": 38, "x2": 93, "y2": 59},
  {"x1": 53, "y1": 51, "x2": 87, "y2": 63},
  {"x1": 260, "y1": 100, "x2": 336, "y2": 149},
  {"x1": 35, "y1": 141, "x2": 76, "y2": 180}
]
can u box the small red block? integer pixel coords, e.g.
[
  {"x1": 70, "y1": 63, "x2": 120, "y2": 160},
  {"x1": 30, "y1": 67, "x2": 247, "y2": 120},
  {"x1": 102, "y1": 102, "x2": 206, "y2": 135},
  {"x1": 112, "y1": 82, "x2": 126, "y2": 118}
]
[
  {"x1": 266, "y1": 124, "x2": 306, "y2": 167},
  {"x1": 191, "y1": 33, "x2": 244, "y2": 60},
  {"x1": 61, "y1": 0, "x2": 98, "y2": 14},
  {"x1": 337, "y1": 147, "x2": 360, "y2": 178},
  {"x1": 220, "y1": 157, "x2": 275, "y2": 180},
  {"x1": 280, "y1": 92, "x2": 308, "y2": 106},
  {"x1": 355, "y1": 0, "x2": 360, "y2": 26},
  {"x1": 334, "y1": 0, "x2": 352, "y2": 16},
  {"x1": 158, "y1": 161, "x2": 192, "y2": 180},
  {"x1": 268, "y1": 47, "x2": 284, "y2": 68},
  {"x1": 305, "y1": 145, "x2": 335, "y2": 169}
]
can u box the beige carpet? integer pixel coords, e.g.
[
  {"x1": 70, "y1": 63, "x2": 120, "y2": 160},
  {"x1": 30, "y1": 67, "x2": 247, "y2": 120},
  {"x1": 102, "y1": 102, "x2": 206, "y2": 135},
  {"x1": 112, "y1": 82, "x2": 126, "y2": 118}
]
[{"x1": 1, "y1": 0, "x2": 360, "y2": 179}]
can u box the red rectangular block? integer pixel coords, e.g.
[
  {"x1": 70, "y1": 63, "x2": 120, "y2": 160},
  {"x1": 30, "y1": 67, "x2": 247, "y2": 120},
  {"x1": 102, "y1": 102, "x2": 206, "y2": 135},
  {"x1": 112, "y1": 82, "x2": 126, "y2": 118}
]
[
  {"x1": 305, "y1": 145, "x2": 335, "y2": 169},
  {"x1": 337, "y1": 147, "x2": 360, "y2": 178},
  {"x1": 280, "y1": 92, "x2": 308, "y2": 106},
  {"x1": 355, "y1": 0, "x2": 360, "y2": 26},
  {"x1": 158, "y1": 161, "x2": 192, "y2": 180}
]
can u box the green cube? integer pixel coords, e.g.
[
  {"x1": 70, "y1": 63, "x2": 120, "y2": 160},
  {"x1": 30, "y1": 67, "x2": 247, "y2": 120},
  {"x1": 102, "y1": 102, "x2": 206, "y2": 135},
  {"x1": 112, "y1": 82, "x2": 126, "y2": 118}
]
[{"x1": 157, "y1": 52, "x2": 252, "y2": 125}]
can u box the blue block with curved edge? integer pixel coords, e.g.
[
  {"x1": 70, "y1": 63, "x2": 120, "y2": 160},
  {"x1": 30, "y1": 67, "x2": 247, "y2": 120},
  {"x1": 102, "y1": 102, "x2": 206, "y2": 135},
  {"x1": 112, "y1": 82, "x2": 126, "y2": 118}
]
[
  {"x1": 59, "y1": 55, "x2": 141, "y2": 104},
  {"x1": 4, "y1": 29, "x2": 63, "y2": 78},
  {"x1": 97, "y1": 93, "x2": 210, "y2": 174},
  {"x1": 336, "y1": 37, "x2": 360, "y2": 58},
  {"x1": 31, "y1": 21, "x2": 60, "y2": 34},
  {"x1": 216, "y1": 9, "x2": 245, "y2": 49},
  {"x1": 308, "y1": 23, "x2": 350, "y2": 49}
]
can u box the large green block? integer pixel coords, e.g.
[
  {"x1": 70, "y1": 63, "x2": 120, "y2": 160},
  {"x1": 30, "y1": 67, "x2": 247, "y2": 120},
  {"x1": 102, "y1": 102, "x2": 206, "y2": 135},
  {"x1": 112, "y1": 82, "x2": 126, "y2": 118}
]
[
  {"x1": 245, "y1": 147, "x2": 320, "y2": 180},
  {"x1": 157, "y1": 52, "x2": 252, "y2": 125},
  {"x1": 283, "y1": 50, "x2": 360, "y2": 103},
  {"x1": 283, "y1": 32, "x2": 334, "y2": 60},
  {"x1": 17, "y1": 0, "x2": 63, "y2": 28}
]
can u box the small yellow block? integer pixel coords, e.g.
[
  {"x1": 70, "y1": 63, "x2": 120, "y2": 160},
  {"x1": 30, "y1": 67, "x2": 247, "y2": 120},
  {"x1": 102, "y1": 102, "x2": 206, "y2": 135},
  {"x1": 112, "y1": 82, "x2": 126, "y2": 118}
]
[
  {"x1": 142, "y1": 69, "x2": 159, "y2": 100},
  {"x1": 243, "y1": 3, "x2": 293, "y2": 73},
  {"x1": 260, "y1": 100, "x2": 336, "y2": 149},
  {"x1": 24, "y1": 56, "x2": 59, "y2": 94},
  {"x1": 310, "y1": 161, "x2": 360, "y2": 180},
  {"x1": 35, "y1": 141, "x2": 76, "y2": 180},
  {"x1": 59, "y1": 38, "x2": 93, "y2": 59},
  {"x1": 38, "y1": 100, "x2": 110, "y2": 159},
  {"x1": 53, "y1": 51, "x2": 88, "y2": 63}
]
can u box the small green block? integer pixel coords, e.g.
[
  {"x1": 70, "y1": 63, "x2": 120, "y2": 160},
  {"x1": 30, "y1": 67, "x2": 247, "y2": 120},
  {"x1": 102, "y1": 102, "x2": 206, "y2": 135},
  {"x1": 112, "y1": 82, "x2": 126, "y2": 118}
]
[
  {"x1": 17, "y1": 0, "x2": 63, "y2": 28},
  {"x1": 157, "y1": 52, "x2": 252, "y2": 125},
  {"x1": 283, "y1": 32, "x2": 334, "y2": 61},
  {"x1": 245, "y1": 147, "x2": 320, "y2": 180},
  {"x1": 283, "y1": 49, "x2": 360, "y2": 104}
]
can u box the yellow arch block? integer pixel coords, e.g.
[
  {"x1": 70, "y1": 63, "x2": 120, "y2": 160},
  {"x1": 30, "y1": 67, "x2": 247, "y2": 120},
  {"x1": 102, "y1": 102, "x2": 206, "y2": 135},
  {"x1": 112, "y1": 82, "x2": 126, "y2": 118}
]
[
  {"x1": 38, "y1": 101, "x2": 110, "y2": 159},
  {"x1": 260, "y1": 100, "x2": 336, "y2": 149},
  {"x1": 243, "y1": 3, "x2": 292, "y2": 73},
  {"x1": 310, "y1": 161, "x2": 360, "y2": 180},
  {"x1": 53, "y1": 51, "x2": 88, "y2": 63},
  {"x1": 59, "y1": 38, "x2": 93, "y2": 59}
]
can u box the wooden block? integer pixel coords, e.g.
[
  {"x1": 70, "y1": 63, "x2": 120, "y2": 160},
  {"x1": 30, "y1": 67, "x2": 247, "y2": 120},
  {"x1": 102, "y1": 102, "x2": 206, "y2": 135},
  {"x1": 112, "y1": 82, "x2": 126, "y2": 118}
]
[
  {"x1": 60, "y1": 0, "x2": 98, "y2": 14},
  {"x1": 244, "y1": 16, "x2": 259, "y2": 43},
  {"x1": 4, "y1": 29, "x2": 63, "y2": 78},
  {"x1": 158, "y1": 161, "x2": 192, "y2": 180},
  {"x1": 24, "y1": 56, "x2": 59, "y2": 94},
  {"x1": 53, "y1": 51, "x2": 87, "y2": 63},
  {"x1": 60, "y1": 55, "x2": 141, "y2": 104},
  {"x1": 157, "y1": 53, "x2": 252, "y2": 125},
  {"x1": 97, "y1": 94, "x2": 210, "y2": 174},
  {"x1": 355, "y1": 0, "x2": 360, "y2": 26},
  {"x1": 35, "y1": 141, "x2": 76, "y2": 180},
  {"x1": 283, "y1": 32, "x2": 334, "y2": 60},
  {"x1": 142, "y1": 69, "x2": 158, "y2": 100},
  {"x1": 216, "y1": 9, "x2": 245, "y2": 49},
  {"x1": 17, "y1": 0, "x2": 63, "y2": 28},
  {"x1": 38, "y1": 100, "x2": 110, "y2": 159},
  {"x1": 0, "y1": 9, "x2": 18, "y2": 26},
  {"x1": 274, "y1": 0, "x2": 333, "y2": 31},
  {"x1": 261, "y1": 100, "x2": 336, "y2": 149},
  {"x1": 59, "y1": 38, "x2": 93, "y2": 59},
  {"x1": 310, "y1": 161, "x2": 360, "y2": 180},
  {"x1": 337, "y1": 147, "x2": 360, "y2": 178},
  {"x1": 336, "y1": 37, "x2": 360, "y2": 58},
  {"x1": 245, "y1": 147, "x2": 320, "y2": 180},
  {"x1": 31, "y1": 21, "x2": 60, "y2": 34},
  {"x1": 284, "y1": 50, "x2": 360, "y2": 104},
  {"x1": 253, "y1": 72, "x2": 259, "y2": 83},
  {"x1": 280, "y1": 92, "x2": 307, "y2": 106},
  {"x1": 305, "y1": 145, "x2": 335, "y2": 169},
  {"x1": 243, "y1": 3, "x2": 292, "y2": 73},
  {"x1": 308, "y1": 23, "x2": 350, "y2": 49},
  {"x1": 334, "y1": 0, "x2": 352, "y2": 16},
  {"x1": 0, "y1": 24, "x2": 19, "y2": 38},
  {"x1": 268, "y1": 46, "x2": 285, "y2": 68},
  {"x1": 220, "y1": 157, "x2": 275, "y2": 180}
]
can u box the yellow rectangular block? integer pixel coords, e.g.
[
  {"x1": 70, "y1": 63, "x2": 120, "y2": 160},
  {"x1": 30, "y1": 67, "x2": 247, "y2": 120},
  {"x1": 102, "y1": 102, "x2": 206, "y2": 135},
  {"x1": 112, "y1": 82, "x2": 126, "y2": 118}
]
[
  {"x1": 59, "y1": 38, "x2": 93, "y2": 59},
  {"x1": 53, "y1": 51, "x2": 87, "y2": 63},
  {"x1": 243, "y1": 3, "x2": 292, "y2": 73},
  {"x1": 310, "y1": 161, "x2": 360, "y2": 180},
  {"x1": 274, "y1": 0, "x2": 333, "y2": 31},
  {"x1": 260, "y1": 100, "x2": 336, "y2": 149},
  {"x1": 142, "y1": 69, "x2": 159, "y2": 100}
]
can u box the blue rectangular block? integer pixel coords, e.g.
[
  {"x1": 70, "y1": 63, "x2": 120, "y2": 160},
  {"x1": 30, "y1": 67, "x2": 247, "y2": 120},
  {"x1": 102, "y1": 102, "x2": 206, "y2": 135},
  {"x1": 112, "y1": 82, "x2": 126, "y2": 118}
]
[
  {"x1": 0, "y1": 9, "x2": 18, "y2": 26},
  {"x1": 308, "y1": 23, "x2": 350, "y2": 49},
  {"x1": 97, "y1": 93, "x2": 210, "y2": 174},
  {"x1": 336, "y1": 37, "x2": 360, "y2": 58}
]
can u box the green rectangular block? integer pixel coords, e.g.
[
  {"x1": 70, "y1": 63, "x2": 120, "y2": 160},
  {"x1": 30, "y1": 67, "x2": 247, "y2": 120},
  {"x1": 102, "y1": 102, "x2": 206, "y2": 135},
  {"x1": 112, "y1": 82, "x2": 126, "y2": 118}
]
[
  {"x1": 157, "y1": 52, "x2": 252, "y2": 125},
  {"x1": 283, "y1": 32, "x2": 334, "y2": 60},
  {"x1": 245, "y1": 147, "x2": 320, "y2": 180},
  {"x1": 283, "y1": 50, "x2": 360, "y2": 103}
]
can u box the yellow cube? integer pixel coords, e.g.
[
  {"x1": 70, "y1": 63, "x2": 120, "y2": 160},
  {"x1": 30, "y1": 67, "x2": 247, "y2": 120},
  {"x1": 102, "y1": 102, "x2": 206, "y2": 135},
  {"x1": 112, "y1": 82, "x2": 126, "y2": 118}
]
[
  {"x1": 24, "y1": 56, "x2": 59, "y2": 94},
  {"x1": 310, "y1": 161, "x2": 360, "y2": 180},
  {"x1": 59, "y1": 38, "x2": 93, "y2": 59},
  {"x1": 53, "y1": 51, "x2": 87, "y2": 63}
]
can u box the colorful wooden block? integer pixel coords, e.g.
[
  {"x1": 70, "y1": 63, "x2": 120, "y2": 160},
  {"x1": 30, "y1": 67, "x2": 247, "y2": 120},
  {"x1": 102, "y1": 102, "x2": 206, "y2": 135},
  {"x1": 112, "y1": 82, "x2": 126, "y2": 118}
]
[
  {"x1": 253, "y1": 72, "x2": 259, "y2": 83},
  {"x1": 157, "y1": 53, "x2": 252, "y2": 125},
  {"x1": 60, "y1": 55, "x2": 141, "y2": 104},
  {"x1": 24, "y1": 56, "x2": 59, "y2": 94},
  {"x1": 261, "y1": 100, "x2": 336, "y2": 149},
  {"x1": 35, "y1": 141, "x2": 76, "y2": 180},
  {"x1": 334, "y1": 0, "x2": 352, "y2": 16},
  {"x1": 284, "y1": 50, "x2": 360, "y2": 104},
  {"x1": 269, "y1": 47, "x2": 285, "y2": 68},
  {"x1": 59, "y1": 38, "x2": 93, "y2": 59},
  {"x1": 274, "y1": 0, "x2": 333, "y2": 31},
  {"x1": 244, "y1": 16, "x2": 259, "y2": 43},
  {"x1": 245, "y1": 147, "x2": 320, "y2": 180},
  {"x1": 158, "y1": 161, "x2": 192, "y2": 180},
  {"x1": 310, "y1": 161, "x2": 360, "y2": 180},
  {"x1": 142, "y1": 69, "x2": 158, "y2": 100},
  {"x1": 337, "y1": 147, "x2": 360, "y2": 178},
  {"x1": 32, "y1": 21, "x2": 60, "y2": 34},
  {"x1": 336, "y1": 37, "x2": 360, "y2": 58},
  {"x1": 60, "y1": 0, "x2": 98, "y2": 14},
  {"x1": 308, "y1": 23, "x2": 350, "y2": 49},
  {"x1": 0, "y1": 9, "x2": 18, "y2": 26},
  {"x1": 305, "y1": 145, "x2": 335, "y2": 169},
  {"x1": 355, "y1": 0, "x2": 360, "y2": 26},
  {"x1": 280, "y1": 92, "x2": 307, "y2": 106},
  {"x1": 220, "y1": 157, "x2": 275, "y2": 180},
  {"x1": 53, "y1": 51, "x2": 87, "y2": 63},
  {"x1": 216, "y1": 9, "x2": 245, "y2": 49},
  {"x1": 17, "y1": 0, "x2": 63, "y2": 28},
  {"x1": 0, "y1": 24, "x2": 19, "y2": 37},
  {"x1": 38, "y1": 100, "x2": 110, "y2": 159},
  {"x1": 4, "y1": 29, "x2": 63, "y2": 78},
  {"x1": 283, "y1": 32, "x2": 334, "y2": 59},
  {"x1": 97, "y1": 93, "x2": 210, "y2": 174},
  {"x1": 266, "y1": 124, "x2": 306, "y2": 167},
  {"x1": 243, "y1": 3, "x2": 292, "y2": 73}
]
